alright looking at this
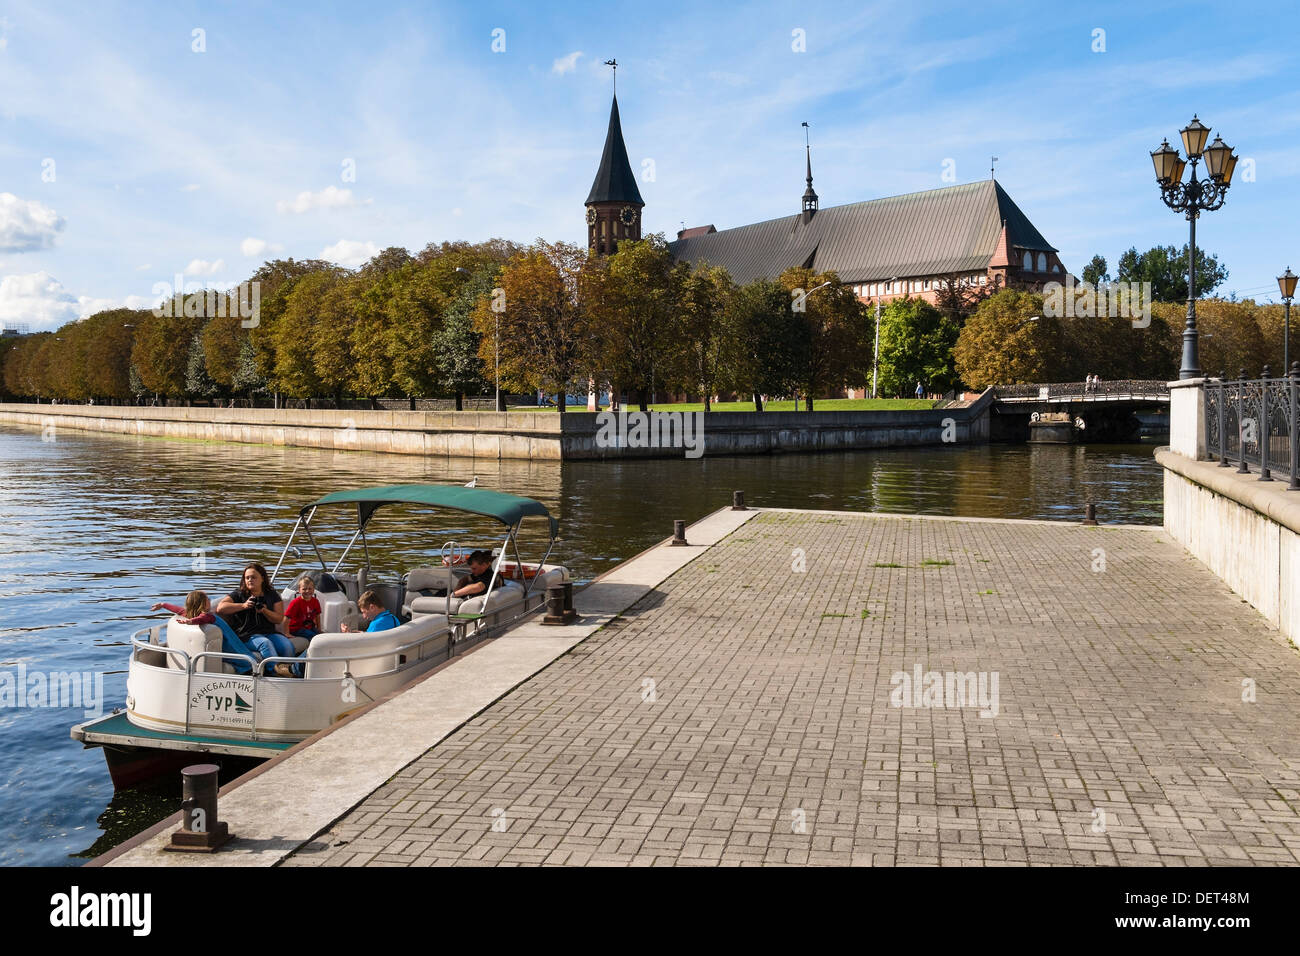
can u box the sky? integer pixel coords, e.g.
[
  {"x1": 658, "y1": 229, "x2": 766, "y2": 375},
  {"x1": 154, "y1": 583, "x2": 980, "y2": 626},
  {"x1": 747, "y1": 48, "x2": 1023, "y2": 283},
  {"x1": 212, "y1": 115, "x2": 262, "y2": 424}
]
[{"x1": 0, "y1": 0, "x2": 1297, "y2": 331}]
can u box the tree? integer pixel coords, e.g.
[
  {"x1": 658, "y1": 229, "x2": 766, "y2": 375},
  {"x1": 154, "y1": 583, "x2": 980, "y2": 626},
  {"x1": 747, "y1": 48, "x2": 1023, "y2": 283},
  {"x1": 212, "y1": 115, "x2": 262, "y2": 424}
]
[
  {"x1": 875, "y1": 296, "x2": 961, "y2": 397},
  {"x1": 778, "y1": 267, "x2": 870, "y2": 410},
  {"x1": 953, "y1": 289, "x2": 1061, "y2": 389},
  {"x1": 271, "y1": 271, "x2": 341, "y2": 398},
  {"x1": 1117, "y1": 244, "x2": 1227, "y2": 302},
  {"x1": 932, "y1": 273, "x2": 1000, "y2": 328},
  {"x1": 185, "y1": 333, "x2": 219, "y2": 400},
  {"x1": 583, "y1": 235, "x2": 686, "y2": 410},
  {"x1": 1081, "y1": 255, "x2": 1110, "y2": 287},
  {"x1": 720, "y1": 279, "x2": 803, "y2": 411},
  {"x1": 231, "y1": 339, "x2": 265, "y2": 399},
  {"x1": 478, "y1": 241, "x2": 592, "y2": 413},
  {"x1": 1157, "y1": 298, "x2": 1267, "y2": 380},
  {"x1": 435, "y1": 263, "x2": 498, "y2": 408},
  {"x1": 132, "y1": 301, "x2": 203, "y2": 398},
  {"x1": 677, "y1": 263, "x2": 734, "y2": 411},
  {"x1": 245, "y1": 258, "x2": 345, "y2": 391},
  {"x1": 81, "y1": 309, "x2": 142, "y2": 401}
]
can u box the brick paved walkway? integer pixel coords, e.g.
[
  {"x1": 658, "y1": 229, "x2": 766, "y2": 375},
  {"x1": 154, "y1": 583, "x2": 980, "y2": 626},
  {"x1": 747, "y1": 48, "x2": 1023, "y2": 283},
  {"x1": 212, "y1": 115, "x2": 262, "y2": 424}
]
[{"x1": 283, "y1": 510, "x2": 1300, "y2": 866}]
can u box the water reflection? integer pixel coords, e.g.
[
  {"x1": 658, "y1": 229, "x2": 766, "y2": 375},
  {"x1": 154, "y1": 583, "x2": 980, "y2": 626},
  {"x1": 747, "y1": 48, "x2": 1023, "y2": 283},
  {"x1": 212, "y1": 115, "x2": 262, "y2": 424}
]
[{"x1": 0, "y1": 425, "x2": 1163, "y2": 864}]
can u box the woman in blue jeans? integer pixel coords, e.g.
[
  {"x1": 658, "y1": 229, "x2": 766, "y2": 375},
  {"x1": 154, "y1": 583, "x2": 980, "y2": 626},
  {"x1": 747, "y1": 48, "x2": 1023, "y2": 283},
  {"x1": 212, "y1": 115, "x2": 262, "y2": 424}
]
[{"x1": 214, "y1": 562, "x2": 295, "y2": 675}]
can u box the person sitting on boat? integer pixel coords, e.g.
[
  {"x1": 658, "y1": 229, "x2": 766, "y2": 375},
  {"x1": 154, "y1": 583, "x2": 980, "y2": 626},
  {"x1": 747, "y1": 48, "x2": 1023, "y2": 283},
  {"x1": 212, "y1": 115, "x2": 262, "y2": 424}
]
[
  {"x1": 340, "y1": 590, "x2": 401, "y2": 633},
  {"x1": 215, "y1": 563, "x2": 296, "y2": 674},
  {"x1": 151, "y1": 589, "x2": 265, "y2": 676},
  {"x1": 284, "y1": 575, "x2": 322, "y2": 640},
  {"x1": 452, "y1": 550, "x2": 496, "y2": 600}
]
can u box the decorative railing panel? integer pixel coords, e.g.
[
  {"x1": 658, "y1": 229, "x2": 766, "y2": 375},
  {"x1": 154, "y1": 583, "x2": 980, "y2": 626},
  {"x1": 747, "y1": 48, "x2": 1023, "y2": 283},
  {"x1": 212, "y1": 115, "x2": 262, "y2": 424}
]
[{"x1": 1204, "y1": 372, "x2": 1299, "y2": 488}]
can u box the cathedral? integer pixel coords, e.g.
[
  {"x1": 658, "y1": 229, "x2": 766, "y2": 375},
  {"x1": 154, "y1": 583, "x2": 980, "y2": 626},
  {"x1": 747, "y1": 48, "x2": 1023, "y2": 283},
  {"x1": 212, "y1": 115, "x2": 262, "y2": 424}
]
[{"x1": 583, "y1": 93, "x2": 1067, "y2": 305}]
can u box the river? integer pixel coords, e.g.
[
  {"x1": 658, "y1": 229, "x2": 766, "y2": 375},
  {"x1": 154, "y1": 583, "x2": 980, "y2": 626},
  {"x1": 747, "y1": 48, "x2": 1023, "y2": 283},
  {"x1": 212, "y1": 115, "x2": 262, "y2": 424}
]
[{"x1": 0, "y1": 424, "x2": 1165, "y2": 864}]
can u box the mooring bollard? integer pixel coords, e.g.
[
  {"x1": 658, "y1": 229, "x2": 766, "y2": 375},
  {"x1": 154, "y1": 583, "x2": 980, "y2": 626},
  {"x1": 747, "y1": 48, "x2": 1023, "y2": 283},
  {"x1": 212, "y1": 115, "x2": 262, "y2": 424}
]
[
  {"x1": 732, "y1": 490, "x2": 747, "y2": 511},
  {"x1": 1082, "y1": 503, "x2": 1098, "y2": 526},
  {"x1": 542, "y1": 581, "x2": 577, "y2": 625},
  {"x1": 165, "y1": 763, "x2": 232, "y2": 852},
  {"x1": 670, "y1": 519, "x2": 689, "y2": 546}
]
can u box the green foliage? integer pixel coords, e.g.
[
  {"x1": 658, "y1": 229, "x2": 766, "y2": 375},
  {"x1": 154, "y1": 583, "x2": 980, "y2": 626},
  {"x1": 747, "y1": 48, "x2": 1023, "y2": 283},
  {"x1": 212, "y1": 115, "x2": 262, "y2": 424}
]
[
  {"x1": 953, "y1": 289, "x2": 1054, "y2": 389},
  {"x1": 876, "y1": 296, "x2": 960, "y2": 396},
  {"x1": 778, "y1": 267, "x2": 871, "y2": 410},
  {"x1": 185, "y1": 334, "x2": 219, "y2": 398},
  {"x1": 721, "y1": 279, "x2": 804, "y2": 407},
  {"x1": 1117, "y1": 244, "x2": 1227, "y2": 302},
  {"x1": 1081, "y1": 255, "x2": 1110, "y2": 287}
]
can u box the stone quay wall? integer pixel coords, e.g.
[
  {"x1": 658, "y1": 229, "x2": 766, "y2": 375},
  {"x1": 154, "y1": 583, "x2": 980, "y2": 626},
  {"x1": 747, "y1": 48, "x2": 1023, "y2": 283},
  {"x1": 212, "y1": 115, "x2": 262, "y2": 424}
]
[
  {"x1": 0, "y1": 393, "x2": 994, "y2": 461},
  {"x1": 1159, "y1": 378, "x2": 1300, "y2": 648}
]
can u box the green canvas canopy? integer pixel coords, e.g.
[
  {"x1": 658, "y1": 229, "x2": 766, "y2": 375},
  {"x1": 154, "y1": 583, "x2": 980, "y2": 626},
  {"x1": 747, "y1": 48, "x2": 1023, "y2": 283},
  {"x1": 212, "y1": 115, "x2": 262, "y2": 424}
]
[{"x1": 302, "y1": 484, "x2": 558, "y2": 536}]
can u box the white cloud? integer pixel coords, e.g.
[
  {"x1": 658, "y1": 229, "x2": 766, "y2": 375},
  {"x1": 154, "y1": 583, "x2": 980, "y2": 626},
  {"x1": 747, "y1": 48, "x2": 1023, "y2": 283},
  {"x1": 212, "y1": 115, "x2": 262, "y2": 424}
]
[
  {"x1": 320, "y1": 239, "x2": 379, "y2": 268},
  {"x1": 182, "y1": 258, "x2": 226, "y2": 276},
  {"x1": 240, "y1": 237, "x2": 283, "y2": 257},
  {"x1": 180, "y1": 183, "x2": 200, "y2": 192},
  {"x1": 0, "y1": 193, "x2": 65, "y2": 252},
  {"x1": 0, "y1": 272, "x2": 78, "y2": 329},
  {"x1": 0, "y1": 272, "x2": 160, "y2": 330},
  {"x1": 276, "y1": 185, "x2": 360, "y2": 214},
  {"x1": 136, "y1": 263, "x2": 152, "y2": 271},
  {"x1": 552, "y1": 51, "x2": 582, "y2": 75}
]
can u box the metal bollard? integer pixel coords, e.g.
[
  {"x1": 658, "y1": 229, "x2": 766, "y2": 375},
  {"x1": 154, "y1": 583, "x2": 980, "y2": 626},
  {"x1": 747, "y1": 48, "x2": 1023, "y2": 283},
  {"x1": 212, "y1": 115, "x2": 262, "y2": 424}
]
[
  {"x1": 1082, "y1": 503, "x2": 1098, "y2": 526},
  {"x1": 165, "y1": 763, "x2": 232, "y2": 852},
  {"x1": 542, "y1": 581, "x2": 578, "y2": 625},
  {"x1": 731, "y1": 490, "x2": 747, "y2": 511},
  {"x1": 670, "y1": 519, "x2": 689, "y2": 546}
]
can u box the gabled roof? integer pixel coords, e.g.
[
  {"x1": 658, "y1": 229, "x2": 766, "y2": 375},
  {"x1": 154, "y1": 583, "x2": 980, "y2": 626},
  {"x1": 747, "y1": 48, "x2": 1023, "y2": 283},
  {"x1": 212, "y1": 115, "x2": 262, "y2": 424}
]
[
  {"x1": 585, "y1": 95, "x2": 644, "y2": 207},
  {"x1": 667, "y1": 180, "x2": 1056, "y2": 284}
]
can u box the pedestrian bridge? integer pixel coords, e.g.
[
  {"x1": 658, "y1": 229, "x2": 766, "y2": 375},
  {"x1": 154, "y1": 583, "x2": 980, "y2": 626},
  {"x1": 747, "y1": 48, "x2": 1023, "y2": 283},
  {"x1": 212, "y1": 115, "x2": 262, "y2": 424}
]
[{"x1": 990, "y1": 381, "x2": 1169, "y2": 442}]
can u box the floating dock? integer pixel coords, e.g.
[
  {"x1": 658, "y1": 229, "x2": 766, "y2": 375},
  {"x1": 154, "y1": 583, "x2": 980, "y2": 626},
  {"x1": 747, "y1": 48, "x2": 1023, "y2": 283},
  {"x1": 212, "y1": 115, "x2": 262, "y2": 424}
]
[{"x1": 97, "y1": 506, "x2": 1300, "y2": 867}]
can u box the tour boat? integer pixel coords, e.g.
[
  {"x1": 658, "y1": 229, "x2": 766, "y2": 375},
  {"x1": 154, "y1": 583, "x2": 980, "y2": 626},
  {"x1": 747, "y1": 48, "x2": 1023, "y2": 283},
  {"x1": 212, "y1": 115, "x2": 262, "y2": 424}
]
[{"x1": 71, "y1": 484, "x2": 569, "y2": 788}]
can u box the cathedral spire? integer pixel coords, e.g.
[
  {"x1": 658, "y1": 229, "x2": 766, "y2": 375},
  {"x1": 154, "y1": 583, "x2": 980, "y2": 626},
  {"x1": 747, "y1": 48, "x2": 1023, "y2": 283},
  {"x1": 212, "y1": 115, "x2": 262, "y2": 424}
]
[
  {"x1": 801, "y1": 121, "x2": 818, "y2": 223},
  {"x1": 585, "y1": 66, "x2": 644, "y2": 255}
]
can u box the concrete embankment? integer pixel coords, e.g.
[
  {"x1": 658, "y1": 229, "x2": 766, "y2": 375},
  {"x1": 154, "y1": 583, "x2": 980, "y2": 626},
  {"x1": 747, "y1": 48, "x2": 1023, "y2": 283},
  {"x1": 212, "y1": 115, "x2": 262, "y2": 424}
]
[{"x1": 0, "y1": 393, "x2": 992, "y2": 460}]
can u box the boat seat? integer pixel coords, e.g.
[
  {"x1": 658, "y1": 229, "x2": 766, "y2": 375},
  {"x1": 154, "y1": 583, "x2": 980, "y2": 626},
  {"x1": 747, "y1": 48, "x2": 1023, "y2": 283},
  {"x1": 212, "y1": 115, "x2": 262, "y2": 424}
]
[
  {"x1": 402, "y1": 567, "x2": 468, "y2": 617},
  {"x1": 457, "y1": 579, "x2": 524, "y2": 616},
  {"x1": 302, "y1": 613, "x2": 451, "y2": 680},
  {"x1": 164, "y1": 620, "x2": 238, "y2": 674}
]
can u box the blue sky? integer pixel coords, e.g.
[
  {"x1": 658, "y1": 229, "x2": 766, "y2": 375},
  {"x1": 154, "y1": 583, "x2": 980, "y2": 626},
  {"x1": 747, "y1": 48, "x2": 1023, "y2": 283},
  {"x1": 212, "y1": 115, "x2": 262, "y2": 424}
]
[{"x1": 0, "y1": 0, "x2": 1296, "y2": 330}]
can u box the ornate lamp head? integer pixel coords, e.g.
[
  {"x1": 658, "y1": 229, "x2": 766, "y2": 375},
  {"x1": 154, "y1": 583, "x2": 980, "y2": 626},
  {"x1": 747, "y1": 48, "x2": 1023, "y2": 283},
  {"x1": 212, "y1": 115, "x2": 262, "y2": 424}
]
[
  {"x1": 1180, "y1": 115, "x2": 1210, "y2": 158},
  {"x1": 1280, "y1": 267, "x2": 1298, "y2": 301}
]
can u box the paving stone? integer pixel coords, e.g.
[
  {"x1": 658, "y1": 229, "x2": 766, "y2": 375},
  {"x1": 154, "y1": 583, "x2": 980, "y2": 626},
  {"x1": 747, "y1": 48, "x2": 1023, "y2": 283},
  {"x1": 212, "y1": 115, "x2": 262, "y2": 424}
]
[{"x1": 282, "y1": 512, "x2": 1300, "y2": 867}]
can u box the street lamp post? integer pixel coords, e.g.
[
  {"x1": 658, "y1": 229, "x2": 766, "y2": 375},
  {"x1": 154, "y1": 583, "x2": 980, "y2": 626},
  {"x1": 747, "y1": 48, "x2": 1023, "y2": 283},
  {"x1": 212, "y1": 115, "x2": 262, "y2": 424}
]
[
  {"x1": 1280, "y1": 268, "x2": 1297, "y2": 373},
  {"x1": 1150, "y1": 116, "x2": 1237, "y2": 379}
]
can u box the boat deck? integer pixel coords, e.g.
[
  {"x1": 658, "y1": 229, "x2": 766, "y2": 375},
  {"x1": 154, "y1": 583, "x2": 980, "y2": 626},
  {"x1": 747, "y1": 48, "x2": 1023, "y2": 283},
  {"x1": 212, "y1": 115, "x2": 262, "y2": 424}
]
[{"x1": 73, "y1": 711, "x2": 293, "y2": 758}]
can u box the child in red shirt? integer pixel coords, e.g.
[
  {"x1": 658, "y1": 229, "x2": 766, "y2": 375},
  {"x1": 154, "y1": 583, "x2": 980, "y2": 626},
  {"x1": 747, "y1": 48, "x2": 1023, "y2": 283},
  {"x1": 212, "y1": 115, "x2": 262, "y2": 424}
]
[{"x1": 284, "y1": 576, "x2": 322, "y2": 639}]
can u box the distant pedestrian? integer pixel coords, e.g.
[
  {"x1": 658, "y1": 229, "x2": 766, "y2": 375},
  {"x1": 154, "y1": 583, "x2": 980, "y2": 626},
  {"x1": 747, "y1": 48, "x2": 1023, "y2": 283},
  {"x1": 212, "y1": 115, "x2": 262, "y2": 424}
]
[{"x1": 915, "y1": 381, "x2": 924, "y2": 400}]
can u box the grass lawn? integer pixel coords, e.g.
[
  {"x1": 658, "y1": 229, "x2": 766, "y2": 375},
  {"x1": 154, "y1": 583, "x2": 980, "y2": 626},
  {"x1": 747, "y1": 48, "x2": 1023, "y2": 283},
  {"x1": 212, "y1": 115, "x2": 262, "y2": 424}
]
[{"x1": 509, "y1": 398, "x2": 940, "y2": 412}]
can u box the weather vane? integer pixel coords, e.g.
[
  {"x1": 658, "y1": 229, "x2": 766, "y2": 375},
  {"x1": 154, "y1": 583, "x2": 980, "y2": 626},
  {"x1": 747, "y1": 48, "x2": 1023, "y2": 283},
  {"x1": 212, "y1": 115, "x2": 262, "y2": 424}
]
[
  {"x1": 802, "y1": 120, "x2": 810, "y2": 148},
  {"x1": 604, "y1": 58, "x2": 617, "y2": 93},
  {"x1": 991, "y1": 155, "x2": 998, "y2": 179}
]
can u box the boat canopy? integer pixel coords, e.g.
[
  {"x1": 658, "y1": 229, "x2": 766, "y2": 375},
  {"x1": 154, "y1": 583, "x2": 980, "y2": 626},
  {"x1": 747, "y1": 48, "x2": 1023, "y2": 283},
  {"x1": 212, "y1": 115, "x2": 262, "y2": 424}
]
[{"x1": 302, "y1": 484, "x2": 558, "y2": 536}]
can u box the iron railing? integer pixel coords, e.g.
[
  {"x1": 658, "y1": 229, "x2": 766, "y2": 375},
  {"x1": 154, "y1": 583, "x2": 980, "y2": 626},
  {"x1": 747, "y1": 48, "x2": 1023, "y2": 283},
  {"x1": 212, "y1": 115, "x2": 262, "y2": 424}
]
[
  {"x1": 993, "y1": 380, "x2": 1170, "y2": 401},
  {"x1": 1204, "y1": 368, "x2": 1300, "y2": 489}
]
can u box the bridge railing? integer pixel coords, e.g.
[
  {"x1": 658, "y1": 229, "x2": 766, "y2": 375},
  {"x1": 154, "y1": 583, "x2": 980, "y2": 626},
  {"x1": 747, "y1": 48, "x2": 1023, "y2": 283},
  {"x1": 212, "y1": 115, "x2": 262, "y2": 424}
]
[
  {"x1": 1204, "y1": 369, "x2": 1300, "y2": 488},
  {"x1": 993, "y1": 380, "x2": 1170, "y2": 401}
]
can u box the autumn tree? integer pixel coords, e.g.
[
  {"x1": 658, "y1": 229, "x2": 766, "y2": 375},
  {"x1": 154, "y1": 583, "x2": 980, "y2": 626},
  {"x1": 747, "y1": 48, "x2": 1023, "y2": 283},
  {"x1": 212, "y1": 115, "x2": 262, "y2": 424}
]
[
  {"x1": 477, "y1": 241, "x2": 592, "y2": 413},
  {"x1": 677, "y1": 263, "x2": 734, "y2": 410},
  {"x1": 720, "y1": 279, "x2": 803, "y2": 411},
  {"x1": 953, "y1": 288, "x2": 1060, "y2": 389},
  {"x1": 583, "y1": 235, "x2": 687, "y2": 410},
  {"x1": 778, "y1": 267, "x2": 870, "y2": 410}
]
